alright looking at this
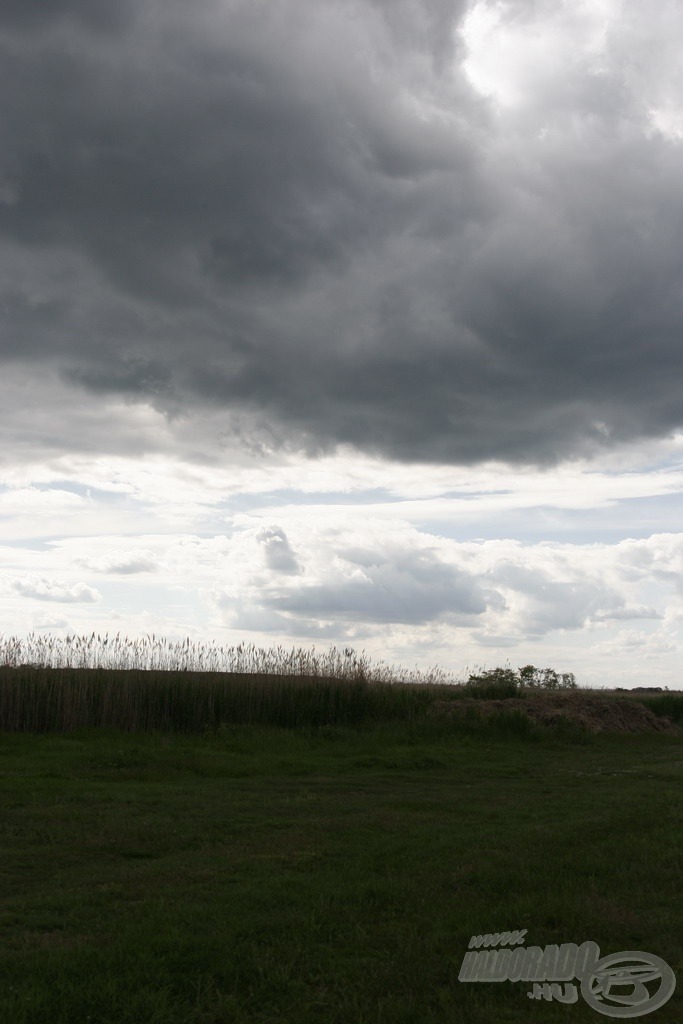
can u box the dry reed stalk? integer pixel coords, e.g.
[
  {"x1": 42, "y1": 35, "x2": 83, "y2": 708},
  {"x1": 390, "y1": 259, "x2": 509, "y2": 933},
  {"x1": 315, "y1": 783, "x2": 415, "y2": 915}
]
[{"x1": 0, "y1": 631, "x2": 463, "y2": 693}]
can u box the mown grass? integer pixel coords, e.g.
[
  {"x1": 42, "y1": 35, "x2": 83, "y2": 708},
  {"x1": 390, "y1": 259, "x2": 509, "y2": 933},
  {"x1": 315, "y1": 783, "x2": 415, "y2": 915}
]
[{"x1": 0, "y1": 721, "x2": 681, "y2": 1024}]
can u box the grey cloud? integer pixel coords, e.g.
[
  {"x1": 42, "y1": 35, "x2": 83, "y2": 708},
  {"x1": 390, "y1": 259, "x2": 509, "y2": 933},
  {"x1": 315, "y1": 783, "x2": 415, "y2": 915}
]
[
  {"x1": 256, "y1": 527, "x2": 300, "y2": 574},
  {"x1": 210, "y1": 589, "x2": 358, "y2": 639},
  {"x1": 489, "y1": 563, "x2": 625, "y2": 637},
  {"x1": 3, "y1": 1, "x2": 683, "y2": 466},
  {"x1": 265, "y1": 547, "x2": 489, "y2": 625},
  {"x1": 593, "y1": 607, "x2": 663, "y2": 622},
  {"x1": 229, "y1": 604, "x2": 356, "y2": 641},
  {"x1": 0, "y1": 0, "x2": 135, "y2": 33}
]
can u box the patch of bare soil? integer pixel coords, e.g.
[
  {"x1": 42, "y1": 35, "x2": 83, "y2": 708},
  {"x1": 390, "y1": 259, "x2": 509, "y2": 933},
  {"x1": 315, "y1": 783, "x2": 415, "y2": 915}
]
[{"x1": 427, "y1": 691, "x2": 681, "y2": 735}]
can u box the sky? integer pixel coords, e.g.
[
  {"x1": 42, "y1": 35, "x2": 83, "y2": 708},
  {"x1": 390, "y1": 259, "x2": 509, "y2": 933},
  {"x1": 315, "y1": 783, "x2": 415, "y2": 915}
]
[{"x1": 2, "y1": 0, "x2": 683, "y2": 688}]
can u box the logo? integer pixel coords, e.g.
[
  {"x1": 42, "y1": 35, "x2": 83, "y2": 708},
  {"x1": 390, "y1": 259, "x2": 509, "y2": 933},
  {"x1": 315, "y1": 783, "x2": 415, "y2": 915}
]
[
  {"x1": 458, "y1": 930, "x2": 676, "y2": 1018},
  {"x1": 581, "y1": 951, "x2": 677, "y2": 1018}
]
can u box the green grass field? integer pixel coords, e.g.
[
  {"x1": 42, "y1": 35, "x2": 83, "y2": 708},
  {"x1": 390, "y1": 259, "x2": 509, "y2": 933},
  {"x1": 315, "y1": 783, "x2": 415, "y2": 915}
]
[
  {"x1": 1, "y1": 710, "x2": 681, "y2": 1023},
  {"x1": 0, "y1": 638, "x2": 680, "y2": 1022}
]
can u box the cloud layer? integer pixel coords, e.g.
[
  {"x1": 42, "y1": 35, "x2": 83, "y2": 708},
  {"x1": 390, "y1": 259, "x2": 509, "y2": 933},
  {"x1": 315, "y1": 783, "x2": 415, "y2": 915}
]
[
  {"x1": 3, "y1": 0, "x2": 683, "y2": 466},
  {"x1": 3, "y1": 497, "x2": 683, "y2": 686}
]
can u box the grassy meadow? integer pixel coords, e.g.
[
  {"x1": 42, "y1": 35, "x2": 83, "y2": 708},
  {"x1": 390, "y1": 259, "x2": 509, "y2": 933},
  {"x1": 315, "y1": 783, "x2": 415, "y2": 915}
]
[{"x1": 0, "y1": 634, "x2": 681, "y2": 1023}]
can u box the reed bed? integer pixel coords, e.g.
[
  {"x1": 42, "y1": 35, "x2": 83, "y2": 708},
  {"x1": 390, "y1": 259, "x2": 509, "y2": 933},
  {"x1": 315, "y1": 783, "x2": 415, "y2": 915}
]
[
  {"x1": 0, "y1": 632, "x2": 458, "y2": 683},
  {"x1": 0, "y1": 667, "x2": 458, "y2": 733},
  {"x1": 0, "y1": 632, "x2": 470, "y2": 734}
]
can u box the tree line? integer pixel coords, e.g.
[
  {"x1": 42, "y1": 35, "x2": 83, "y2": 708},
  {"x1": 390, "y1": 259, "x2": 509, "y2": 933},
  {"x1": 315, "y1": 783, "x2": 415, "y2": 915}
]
[{"x1": 466, "y1": 665, "x2": 577, "y2": 690}]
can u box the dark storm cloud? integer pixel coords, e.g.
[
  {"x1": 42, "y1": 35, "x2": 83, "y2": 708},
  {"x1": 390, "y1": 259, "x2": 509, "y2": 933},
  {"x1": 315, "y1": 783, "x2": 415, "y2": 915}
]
[
  {"x1": 3, "y1": 0, "x2": 683, "y2": 465},
  {"x1": 0, "y1": 0, "x2": 136, "y2": 33}
]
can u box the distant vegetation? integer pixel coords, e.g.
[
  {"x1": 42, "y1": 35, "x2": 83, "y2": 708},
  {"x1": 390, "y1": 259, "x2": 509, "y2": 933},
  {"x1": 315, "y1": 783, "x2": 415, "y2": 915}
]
[
  {"x1": 463, "y1": 665, "x2": 577, "y2": 698},
  {"x1": 2, "y1": 630, "x2": 677, "y2": 734},
  {"x1": 0, "y1": 632, "x2": 584, "y2": 736}
]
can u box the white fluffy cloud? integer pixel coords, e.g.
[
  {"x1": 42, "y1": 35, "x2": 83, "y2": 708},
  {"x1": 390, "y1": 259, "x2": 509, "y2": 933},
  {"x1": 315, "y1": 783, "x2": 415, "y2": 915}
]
[{"x1": 3, "y1": 574, "x2": 100, "y2": 603}]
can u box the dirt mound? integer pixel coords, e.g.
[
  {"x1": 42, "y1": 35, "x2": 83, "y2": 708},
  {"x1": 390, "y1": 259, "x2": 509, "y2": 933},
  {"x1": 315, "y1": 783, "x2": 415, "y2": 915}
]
[{"x1": 427, "y1": 692, "x2": 681, "y2": 735}]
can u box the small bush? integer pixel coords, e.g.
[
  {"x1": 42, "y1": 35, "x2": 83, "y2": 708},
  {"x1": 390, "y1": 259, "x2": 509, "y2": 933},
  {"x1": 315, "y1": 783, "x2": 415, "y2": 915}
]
[{"x1": 462, "y1": 668, "x2": 519, "y2": 700}]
